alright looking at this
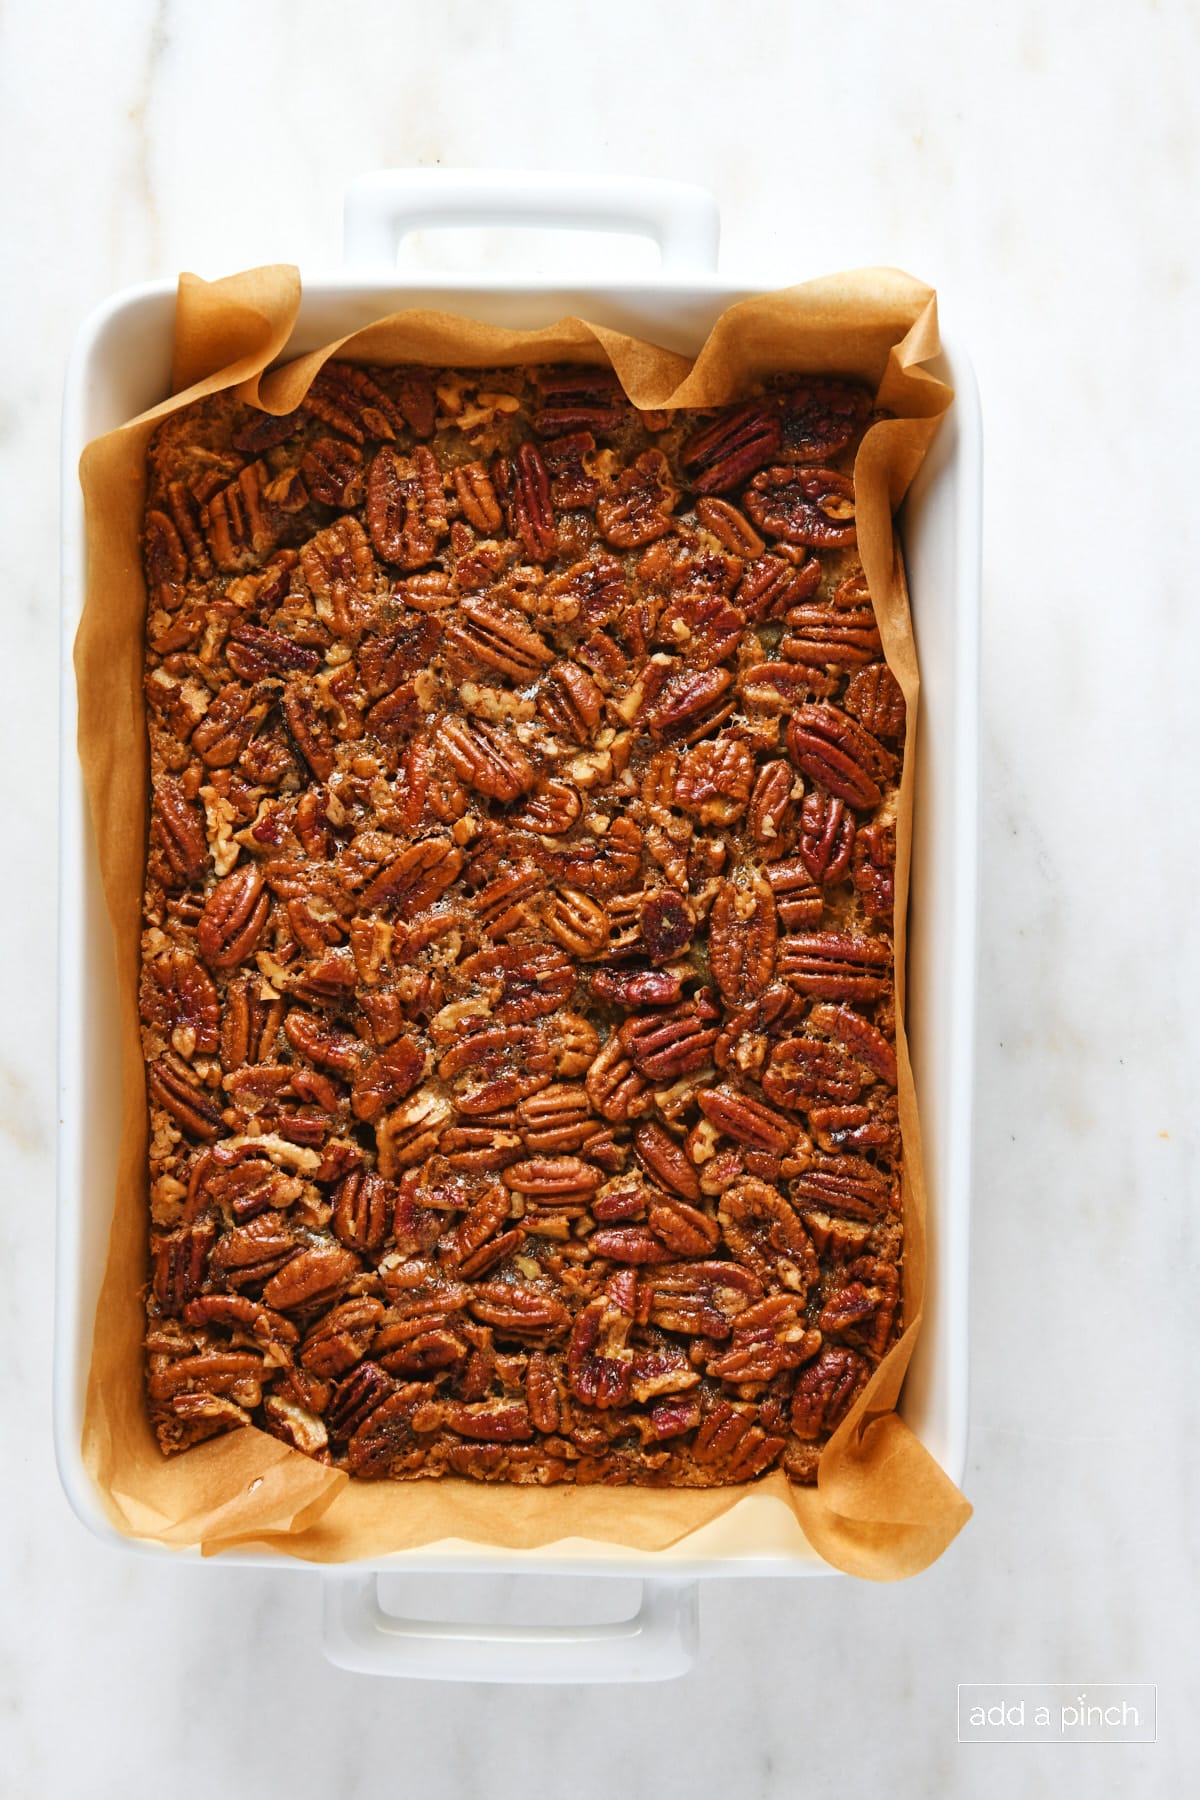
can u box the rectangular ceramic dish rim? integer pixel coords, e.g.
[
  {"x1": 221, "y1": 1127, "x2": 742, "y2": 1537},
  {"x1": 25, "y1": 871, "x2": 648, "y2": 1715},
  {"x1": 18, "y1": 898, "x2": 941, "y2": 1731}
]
[{"x1": 57, "y1": 269, "x2": 976, "y2": 1576}]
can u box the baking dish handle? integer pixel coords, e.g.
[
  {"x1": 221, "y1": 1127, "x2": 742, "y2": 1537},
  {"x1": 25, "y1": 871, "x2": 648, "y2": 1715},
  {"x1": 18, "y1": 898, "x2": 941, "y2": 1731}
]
[
  {"x1": 321, "y1": 1573, "x2": 698, "y2": 1682},
  {"x1": 342, "y1": 169, "x2": 720, "y2": 276}
]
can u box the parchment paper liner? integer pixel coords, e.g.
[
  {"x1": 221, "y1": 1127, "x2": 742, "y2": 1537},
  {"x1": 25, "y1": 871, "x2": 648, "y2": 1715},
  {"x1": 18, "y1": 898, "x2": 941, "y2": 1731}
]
[{"x1": 76, "y1": 266, "x2": 972, "y2": 1579}]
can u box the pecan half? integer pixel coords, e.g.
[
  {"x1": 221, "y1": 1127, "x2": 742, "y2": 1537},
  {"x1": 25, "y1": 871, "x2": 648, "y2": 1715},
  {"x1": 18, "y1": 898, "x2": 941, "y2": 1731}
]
[
  {"x1": 818, "y1": 1256, "x2": 899, "y2": 1356},
  {"x1": 619, "y1": 994, "x2": 719, "y2": 1080},
  {"x1": 300, "y1": 516, "x2": 377, "y2": 636},
  {"x1": 743, "y1": 466, "x2": 857, "y2": 548},
  {"x1": 697, "y1": 1083, "x2": 798, "y2": 1152},
  {"x1": 538, "y1": 661, "x2": 604, "y2": 742},
  {"x1": 705, "y1": 1295, "x2": 821, "y2": 1383},
  {"x1": 762, "y1": 1036, "x2": 863, "y2": 1107},
  {"x1": 332, "y1": 1170, "x2": 395, "y2": 1254},
  {"x1": 151, "y1": 778, "x2": 210, "y2": 886},
  {"x1": 674, "y1": 737, "x2": 754, "y2": 826},
  {"x1": 303, "y1": 362, "x2": 409, "y2": 444},
  {"x1": 778, "y1": 379, "x2": 872, "y2": 461},
  {"x1": 776, "y1": 932, "x2": 890, "y2": 1002},
  {"x1": 262, "y1": 1243, "x2": 361, "y2": 1312},
  {"x1": 643, "y1": 1262, "x2": 762, "y2": 1338},
  {"x1": 566, "y1": 1273, "x2": 636, "y2": 1407},
  {"x1": 366, "y1": 445, "x2": 449, "y2": 569},
  {"x1": 532, "y1": 364, "x2": 624, "y2": 436},
  {"x1": 790, "y1": 1345, "x2": 870, "y2": 1439},
  {"x1": 301, "y1": 436, "x2": 365, "y2": 509},
  {"x1": 786, "y1": 705, "x2": 895, "y2": 810},
  {"x1": 791, "y1": 1155, "x2": 894, "y2": 1221},
  {"x1": 151, "y1": 1221, "x2": 217, "y2": 1312},
  {"x1": 643, "y1": 667, "x2": 734, "y2": 743},
  {"x1": 781, "y1": 605, "x2": 881, "y2": 667},
  {"x1": 634, "y1": 1119, "x2": 701, "y2": 1200},
  {"x1": 194, "y1": 689, "x2": 269, "y2": 776},
  {"x1": 695, "y1": 496, "x2": 765, "y2": 558},
  {"x1": 736, "y1": 552, "x2": 821, "y2": 623},
  {"x1": 205, "y1": 462, "x2": 275, "y2": 573},
  {"x1": 709, "y1": 878, "x2": 778, "y2": 1003},
  {"x1": 140, "y1": 951, "x2": 220, "y2": 1058},
  {"x1": 469, "y1": 1281, "x2": 571, "y2": 1341},
  {"x1": 301, "y1": 1298, "x2": 387, "y2": 1378},
  {"x1": 585, "y1": 1035, "x2": 654, "y2": 1122},
  {"x1": 718, "y1": 1177, "x2": 817, "y2": 1294},
  {"x1": 798, "y1": 790, "x2": 856, "y2": 883},
  {"x1": 596, "y1": 450, "x2": 678, "y2": 548},
  {"x1": 541, "y1": 886, "x2": 609, "y2": 959},
  {"x1": 509, "y1": 442, "x2": 557, "y2": 561},
  {"x1": 439, "y1": 716, "x2": 535, "y2": 801},
  {"x1": 197, "y1": 865, "x2": 270, "y2": 971},
  {"x1": 764, "y1": 857, "x2": 824, "y2": 930},
  {"x1": 679, "y1": 404, "x2": 782, "y2": 495},
  {"x1": 443, "y1": 596, "x2": 555, "y2": 680},
  {"x1": 362, "y1": 839, "x2": 463, "y2": 912},
  {"x1": 844, "y1": 662, "x2": 906, "y2": 740},
  {"x1": 453, "y1": 460, "x2": 504, "y2": 533},
  {"x1": 852, "y1": 821, "x2": 896, "y2": 920},
  {"x1": 512, "y1": 780, "x2": 582, "y2": 836}
]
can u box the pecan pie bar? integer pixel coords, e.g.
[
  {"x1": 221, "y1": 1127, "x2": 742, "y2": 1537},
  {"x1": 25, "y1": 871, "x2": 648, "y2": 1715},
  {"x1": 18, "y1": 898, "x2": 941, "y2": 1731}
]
[{"x1": 139, "y1": 358, "x2": 906, "y2": 1487}]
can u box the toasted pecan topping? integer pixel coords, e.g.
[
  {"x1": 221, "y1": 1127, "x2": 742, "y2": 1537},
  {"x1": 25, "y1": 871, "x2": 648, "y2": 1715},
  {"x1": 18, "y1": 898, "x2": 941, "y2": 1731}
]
[{"x1": 140, "y1": 359, "x2": 903, "y2": 1483}]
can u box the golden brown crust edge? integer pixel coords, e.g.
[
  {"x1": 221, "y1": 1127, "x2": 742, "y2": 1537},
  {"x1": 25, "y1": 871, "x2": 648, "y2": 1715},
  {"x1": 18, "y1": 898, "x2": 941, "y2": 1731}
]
[{"x1": 138, "y1": 362, "x2": 905, "y2": 1488}]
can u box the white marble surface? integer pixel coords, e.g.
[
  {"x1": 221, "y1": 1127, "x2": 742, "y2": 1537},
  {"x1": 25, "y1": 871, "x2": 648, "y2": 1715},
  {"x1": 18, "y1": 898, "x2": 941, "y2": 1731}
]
[{"x1": 4, "y1": 0, "x2": 1197, "y2": 1792}]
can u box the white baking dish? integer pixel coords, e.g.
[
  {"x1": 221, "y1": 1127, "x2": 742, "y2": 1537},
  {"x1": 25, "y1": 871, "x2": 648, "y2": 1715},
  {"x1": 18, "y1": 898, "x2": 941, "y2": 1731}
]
[{"x1": 57, "y1": 170, "x2": 980, "y2": 1682}]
